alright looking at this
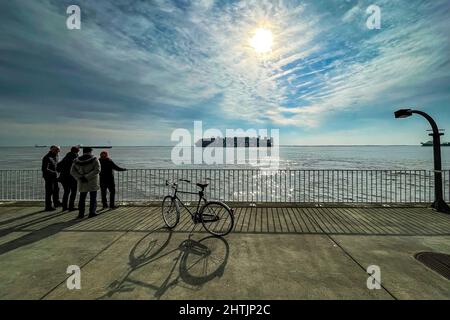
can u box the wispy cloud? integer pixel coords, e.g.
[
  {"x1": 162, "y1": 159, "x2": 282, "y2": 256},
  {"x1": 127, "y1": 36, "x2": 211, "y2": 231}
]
[{"x1": 0, "y1": 0, "x2": 449, "y2": 145}]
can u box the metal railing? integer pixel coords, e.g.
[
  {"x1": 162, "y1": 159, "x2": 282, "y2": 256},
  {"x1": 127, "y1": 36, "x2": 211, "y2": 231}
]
[{"x1": 0, "y1": 169, "x2": 449, "y2": 203}]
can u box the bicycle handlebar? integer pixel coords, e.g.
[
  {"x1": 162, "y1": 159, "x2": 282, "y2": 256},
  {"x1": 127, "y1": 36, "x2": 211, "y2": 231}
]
[{"x1": 166, "y1": 178, "x2": 211, "y2": 188}]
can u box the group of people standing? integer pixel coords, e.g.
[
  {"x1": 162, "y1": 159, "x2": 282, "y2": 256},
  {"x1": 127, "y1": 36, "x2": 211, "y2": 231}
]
[{"x1": 41, "y1": 145, "x2": 126, "y2": 219}]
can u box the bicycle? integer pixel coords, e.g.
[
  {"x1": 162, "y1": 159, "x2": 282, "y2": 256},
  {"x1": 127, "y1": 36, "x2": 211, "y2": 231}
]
[{"x1": 162, "y1": 179, "x2": 234, "y2": 236}]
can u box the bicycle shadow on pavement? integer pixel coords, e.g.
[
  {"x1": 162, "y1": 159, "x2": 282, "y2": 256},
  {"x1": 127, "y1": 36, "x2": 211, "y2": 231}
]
[{"x1": 99, "y1": 228, "x2": 230, "y2": 300}]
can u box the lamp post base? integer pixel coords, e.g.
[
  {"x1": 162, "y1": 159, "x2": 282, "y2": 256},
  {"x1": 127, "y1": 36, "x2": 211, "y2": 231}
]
[{"x1": 432, "y1": 200, "x2": 450, "y2": 214}]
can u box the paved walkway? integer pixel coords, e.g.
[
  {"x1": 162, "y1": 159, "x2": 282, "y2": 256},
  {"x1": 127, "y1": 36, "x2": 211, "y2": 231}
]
[{"x1": 0, "y1": 204, "x2": 450, "y2": 299}]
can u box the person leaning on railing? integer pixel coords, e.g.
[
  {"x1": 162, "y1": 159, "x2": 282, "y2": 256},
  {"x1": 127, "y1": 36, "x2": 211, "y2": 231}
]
[
  {"x1": 41, "y1": 145, "x2": 62, "y2": 211},
  {"x1": 99, "y1": 151, "x2": 126, "y2": 209}
]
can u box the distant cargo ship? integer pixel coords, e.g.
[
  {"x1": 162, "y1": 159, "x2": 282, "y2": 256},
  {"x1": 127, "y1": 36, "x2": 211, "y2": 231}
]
[
  {"x1": 195, "y1": 136, "x2": 274, "y2": 148},
  {"x1": 421, "y1": 141, "x2": 450, "y2": 147}
]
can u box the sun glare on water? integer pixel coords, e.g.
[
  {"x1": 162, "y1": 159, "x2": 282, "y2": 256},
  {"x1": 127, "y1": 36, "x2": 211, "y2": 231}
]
[{"x1": 249, "y1": 28, "x2": 273, "y2": 54}]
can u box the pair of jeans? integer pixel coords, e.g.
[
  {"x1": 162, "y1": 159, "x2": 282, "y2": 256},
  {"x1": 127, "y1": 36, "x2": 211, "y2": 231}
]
[
  {"x1": 44, "y1": 178, "x2": 59, "y2": 209},
  {"x1": 61, "y1": 180, "x2": 77, "y2": 210},
  {"x1": 78, "y1": 191, "x2": 97, "y2": 216},
  {"x1": 101, "y1": 183, "x2": 116, "y2": 208}
]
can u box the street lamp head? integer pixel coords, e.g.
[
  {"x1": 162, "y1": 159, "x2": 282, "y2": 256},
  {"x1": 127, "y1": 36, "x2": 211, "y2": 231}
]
[{"x1": 394, "y1": 108, "x2": 413, "y2": 119}]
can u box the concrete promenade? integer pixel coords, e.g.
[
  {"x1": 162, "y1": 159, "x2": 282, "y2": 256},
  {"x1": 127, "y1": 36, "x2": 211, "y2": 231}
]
[{"x1": 0, "y1": 203, "x2": 450, "y2": 300}]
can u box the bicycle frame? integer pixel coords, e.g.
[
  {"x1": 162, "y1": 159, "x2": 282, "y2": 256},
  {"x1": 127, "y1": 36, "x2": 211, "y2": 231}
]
[{"x1": 170, "y1": 183, "x2": 206, "y2": 218}]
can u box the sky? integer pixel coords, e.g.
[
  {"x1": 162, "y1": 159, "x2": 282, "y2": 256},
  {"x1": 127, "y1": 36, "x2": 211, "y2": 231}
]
[{"x1": 0, "y1": 0, "x2": 449, "y2": 146}]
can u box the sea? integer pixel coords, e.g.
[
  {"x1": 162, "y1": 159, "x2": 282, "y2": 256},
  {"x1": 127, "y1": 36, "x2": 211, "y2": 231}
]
[{"x1": 0, "y1": 145, "x2": 449, "y2": 170}]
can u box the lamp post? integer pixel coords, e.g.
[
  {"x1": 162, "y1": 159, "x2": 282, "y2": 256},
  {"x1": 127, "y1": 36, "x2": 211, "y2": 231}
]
[{"x1": 394, "y1": 108, "x2": 450, "y2": 213}]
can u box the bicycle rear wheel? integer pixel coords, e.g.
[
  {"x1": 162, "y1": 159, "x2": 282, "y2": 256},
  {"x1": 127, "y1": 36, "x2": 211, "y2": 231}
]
[
  {"x1": 201, "y1": 201, "x2": 234, "y2": 236},
  {"x1": 162, "y1": 196, "x2": 179, "y2": 229}
]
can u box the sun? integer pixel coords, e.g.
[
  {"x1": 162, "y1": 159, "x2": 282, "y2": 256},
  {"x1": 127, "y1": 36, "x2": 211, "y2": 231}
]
[{"x1": 249, "y1": 28, "x2": 273, "y2": 54}]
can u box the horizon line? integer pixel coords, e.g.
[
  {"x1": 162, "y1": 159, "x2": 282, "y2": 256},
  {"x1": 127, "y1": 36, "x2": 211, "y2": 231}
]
[{"x1": 0, "y1": 144, "x2": 425, "y2": 148}]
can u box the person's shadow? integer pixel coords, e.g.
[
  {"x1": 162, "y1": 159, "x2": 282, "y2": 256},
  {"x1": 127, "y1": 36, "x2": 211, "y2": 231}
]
[
  {"x1": 99, "y1": 228, "x2": 230, "y2": 299},
  {"x1": 0, "y1": 211, "x2": 81, "y2": 256},
  {"x1": 0, "y1": 208, "x2": 55, "y2": 227}
]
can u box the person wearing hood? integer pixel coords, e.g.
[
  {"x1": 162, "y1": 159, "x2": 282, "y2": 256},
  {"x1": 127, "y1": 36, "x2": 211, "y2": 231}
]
[
  {"x1": 57, "y1": 146, "x2": 80, "y2": 211},
  {"x1": 70, "y1": 147, "x2": 101, "y2": 219},
  {"x1": 41, "y1": 145, "x2": 61, "y2": 211},
  {"x1": 99, "y1": 151, "x2": 126, "y2": 209}
]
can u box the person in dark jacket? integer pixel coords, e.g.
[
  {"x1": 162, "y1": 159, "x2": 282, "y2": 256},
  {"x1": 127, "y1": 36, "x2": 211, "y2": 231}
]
[
  {"x1": 57, "y1": 146, "x2": 80, "y2": 211},
  {"x1": 41, "y1": 145, "x2": 61, "y2": 211},
  {"x1": 99, "y1": 151, "x2": 126, "y2": 209}
]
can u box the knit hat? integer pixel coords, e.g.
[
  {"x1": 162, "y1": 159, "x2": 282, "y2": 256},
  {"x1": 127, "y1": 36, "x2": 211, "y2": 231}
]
[
  {"x1": 71, "y1": 146, "x2": 80, "y2": 153},
  {"x1": 83, "y1": 147, "x2": 93, "y2": 154},
  {"x1": 100, "y1": 151, "x2": 109, "y2": 159}
]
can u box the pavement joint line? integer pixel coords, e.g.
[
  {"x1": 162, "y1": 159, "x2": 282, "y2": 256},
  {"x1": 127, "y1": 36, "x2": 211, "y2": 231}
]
[
  {"x1": 39, "y1": 211, "x2": 152, "y2": 300},
  {"x1": 327, "y1": 234, "x2": 398, "y2": 300},
  {"x1": 305, "y1": 210, "x2": 398, "y2": 300},
  {"x1": 39, "y1": 230, "x2": 127, "y2": 300}
]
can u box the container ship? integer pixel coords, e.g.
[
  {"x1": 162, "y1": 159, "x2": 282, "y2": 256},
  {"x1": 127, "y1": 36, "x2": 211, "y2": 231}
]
[
  {"x1": 195, "y1": 136, "x2": 274, "y2": 148},
  {"x1": 421, "y1": 141, "x2": 450, "y2": 147}
]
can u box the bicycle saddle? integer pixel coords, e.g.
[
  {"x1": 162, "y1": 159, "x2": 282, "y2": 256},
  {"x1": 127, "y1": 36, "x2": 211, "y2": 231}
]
[{"x1": 196, "y1": 183, "x2": 209, "y2": 189}]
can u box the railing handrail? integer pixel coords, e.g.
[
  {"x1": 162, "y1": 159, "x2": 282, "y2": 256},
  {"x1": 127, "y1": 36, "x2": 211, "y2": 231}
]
[
  {"x1": 1, "y1": 168, "x2": 448, "y2": 203},
  {"x1": 0, "y1": 168, "x2": 444, "y2": 172}
]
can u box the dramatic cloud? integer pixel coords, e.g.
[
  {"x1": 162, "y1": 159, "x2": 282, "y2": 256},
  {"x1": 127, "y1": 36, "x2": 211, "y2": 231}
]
[{"x1": 0, "y1": 0, "x2": 449, "y2": 145}]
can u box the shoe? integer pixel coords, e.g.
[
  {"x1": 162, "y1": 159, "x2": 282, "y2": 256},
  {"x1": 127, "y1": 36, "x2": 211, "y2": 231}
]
[
  {"x1": 102, "y1": 205, "x2": 108, "y2": 210},
  {"x1": 110, "y1": 205, "x2": 119, "y2": 210},
  {"x1": 88, "y1": 212, "x2": 98, "y2": 218},
  {"x1": 45, "y1": 207, "x2": 56, "y2": 212},
  {"x1": 54, "y1": 202, "x2": 63, "y2": 208},
  {"x1": 68, "y1": 207, "x2": 77, "y2": 212},
  {"x1": 76, "y1": 214, "x2": 84, "y2": 219}
]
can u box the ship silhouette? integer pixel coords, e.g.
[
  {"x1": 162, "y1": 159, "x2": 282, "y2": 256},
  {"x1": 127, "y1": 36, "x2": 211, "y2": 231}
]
[
  {"x1": 421, "y1": 141, "x2": 450, "y2": 147},
  {"x1": 195, "y1": 136, "x2": 273, "y2": 148}
]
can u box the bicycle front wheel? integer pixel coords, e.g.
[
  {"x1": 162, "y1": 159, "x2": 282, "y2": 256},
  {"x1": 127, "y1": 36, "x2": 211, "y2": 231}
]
[
  {"x1": 162, "y1": 195, "x2": 179, "y2": 229},
  {"x1": 201, "y1": 201, "x2": 234, "y2": 236}
]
